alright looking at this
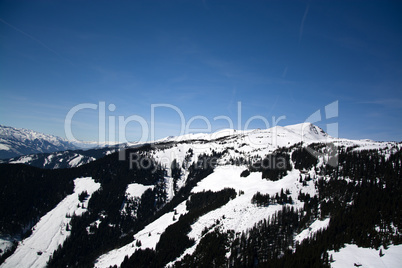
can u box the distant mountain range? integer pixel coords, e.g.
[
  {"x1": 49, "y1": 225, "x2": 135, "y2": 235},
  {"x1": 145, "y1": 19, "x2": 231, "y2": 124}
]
[{"x1": 0, "y1": 125, "x2": 112, "y2": 160}]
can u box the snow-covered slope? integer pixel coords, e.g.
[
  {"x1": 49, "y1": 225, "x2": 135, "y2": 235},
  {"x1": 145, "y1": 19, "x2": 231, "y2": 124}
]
[
  {"x1": 0, "y1": 177, "x2": 100, "y2": 268},
  {"x1": 95, "y1": 201, "x2": 188, "y2": 268},
  {"x1": 153, "y1": 122, "x2": 396, "y2": 162},
  {"x1": 295, "y1": 218, "x2": 330, "y2": 244},
  {"x1": 328, "y1": 244, "x2": 402, "y2": 268}
]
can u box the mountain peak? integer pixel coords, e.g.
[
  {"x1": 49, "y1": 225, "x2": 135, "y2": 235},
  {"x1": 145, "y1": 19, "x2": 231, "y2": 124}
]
[{"x1": 0, "y1": 125, "x2": 78, "y2": 160}]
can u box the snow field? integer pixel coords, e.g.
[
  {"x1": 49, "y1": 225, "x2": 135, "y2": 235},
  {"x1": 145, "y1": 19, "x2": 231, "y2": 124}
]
[
  {"x1": 328, "y1": 244, "x2": 402, "y2": 268},
  {"x1": 0, "y1": 177, "x2": 100, "y2": 268}
]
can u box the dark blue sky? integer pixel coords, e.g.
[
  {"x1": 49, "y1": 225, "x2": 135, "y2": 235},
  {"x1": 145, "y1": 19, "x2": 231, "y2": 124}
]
[{"x1": 1, "y1": 0, "x2": 401, "y2": 142}]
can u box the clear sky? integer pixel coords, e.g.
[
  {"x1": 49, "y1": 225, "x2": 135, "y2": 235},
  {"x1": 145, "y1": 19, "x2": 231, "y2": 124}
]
[{"x1": 1, "y1": 0, "x2": 401, "y2": 142}]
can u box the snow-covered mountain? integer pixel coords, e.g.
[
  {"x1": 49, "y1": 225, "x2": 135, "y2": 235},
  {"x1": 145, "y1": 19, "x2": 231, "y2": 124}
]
[
  {"x1": 0, "y1": 125, "x2": 77, "y2": 160},
  {"x1": 1, "y1": 122, "x2": 329, "y2": 168},
  {"x1": 0, "y1": 123, "x2": 401, "y2": 268},
  {"x1": 0, "y1": 125, "x2": 114, "y2": 160}
]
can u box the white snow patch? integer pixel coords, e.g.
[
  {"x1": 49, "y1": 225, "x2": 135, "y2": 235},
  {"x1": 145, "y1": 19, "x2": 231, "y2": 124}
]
[
  {"x1": 125, "y1": 183, "x2": 154, "y2": 198},
  {"x1": 328, "y1": 244, "x2": 402, "y2": 268},
  {"x1": 295, "y1": 218, "x2": 330, "y2": 243},
  {"x1": 44, "y1": 154, "x2": 54, "y2": 166},
  {"x1": 1, "y1": 177, "x2": 100, "y2": 268},
  {"x1": 9, "y1": 155, "x2": 33, "y2": 164},
  {"x1": 193, "y1": 166, "x2": 298, "y2": 196},
  {"x1": 68, "y1": 154, "x2": 84, "y2": 167}
]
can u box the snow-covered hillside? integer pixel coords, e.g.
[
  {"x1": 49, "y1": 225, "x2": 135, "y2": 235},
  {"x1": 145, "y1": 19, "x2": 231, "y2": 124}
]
[
  {"x1": 328, "y1": 244, "x2": 402, "y2": 268},
  {"x1": 94, "y1": 162, "x2": 322, "y2": 267},
  {"x1": 91, "y1": 123, "x2": 401, "y2": 267},
  {"x1": 0, "y1": 177, "x2": 100, "y2": 268},
  {"x1": 95, "y1": 201, "x2": 188, "y2": 268},
  {"x1": 1, "y1": 122, "x2": 401, "y2": 267},
  {"x1": 152, "y1": 122, "x2": 397, "y2": 163}
]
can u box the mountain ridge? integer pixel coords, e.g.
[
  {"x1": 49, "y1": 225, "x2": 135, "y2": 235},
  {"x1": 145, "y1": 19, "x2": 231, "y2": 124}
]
[
  {"x1": 0, "y1": 122, "x2": 331, "y2": 169},
  {"x1": 2, "y1": 122, "x2": 399, "y2": 170},
  {"x1": 0, "y1": 125, "x2": 117, "y2": 160}
]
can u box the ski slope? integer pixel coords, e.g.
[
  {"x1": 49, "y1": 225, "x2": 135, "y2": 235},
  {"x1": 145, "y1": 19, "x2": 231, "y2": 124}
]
[{"x1": 1, "y1": 177, "x2": 100, "y2": 268}]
